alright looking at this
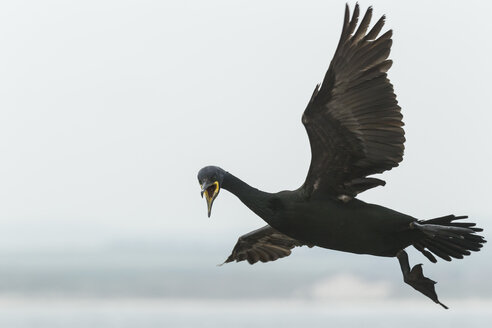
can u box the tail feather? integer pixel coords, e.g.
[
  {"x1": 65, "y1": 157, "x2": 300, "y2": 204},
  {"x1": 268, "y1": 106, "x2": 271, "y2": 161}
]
[
  {"x1": 434, "y1": 237, "x2": 471, "y2": 256},
  {"x1": 413, "y1": 242, "x2": 437, "y2": 263},
  {"x1": 412, "y1": 215, "x2": 486, "y2": 262},
  {"x1": 423, "y1": 215, "x2": 483, "y2": 232}
]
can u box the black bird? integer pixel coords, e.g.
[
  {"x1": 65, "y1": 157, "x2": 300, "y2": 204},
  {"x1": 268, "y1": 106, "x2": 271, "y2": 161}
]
[{"x1": 197, "y1": 4, "x2": 485, "y2": 308}]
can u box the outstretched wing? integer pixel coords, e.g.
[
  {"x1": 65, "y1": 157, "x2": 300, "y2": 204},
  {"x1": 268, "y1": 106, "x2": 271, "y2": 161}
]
[
  {"x1": 302, "y1": 4, "x2": 405, "y2": 198},
  {"x1": 223, "y1": 225, "x2": 308, "y2": 265}
]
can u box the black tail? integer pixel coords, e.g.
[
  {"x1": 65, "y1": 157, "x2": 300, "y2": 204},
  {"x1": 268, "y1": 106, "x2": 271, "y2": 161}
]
[{"x1": 412, "y1": 215, "x2": 486, "y2": 263}]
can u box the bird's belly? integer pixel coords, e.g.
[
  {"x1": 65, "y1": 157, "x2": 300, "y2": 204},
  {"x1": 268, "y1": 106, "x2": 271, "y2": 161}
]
[{"x1": 272, "y1": 199, "x2": 416, "y2": 257}]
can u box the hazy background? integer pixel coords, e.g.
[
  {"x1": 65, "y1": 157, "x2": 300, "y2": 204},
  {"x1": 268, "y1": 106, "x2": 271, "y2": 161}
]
[{"x1": 0, "y1": 0, "x2": 491, "y2": 327}]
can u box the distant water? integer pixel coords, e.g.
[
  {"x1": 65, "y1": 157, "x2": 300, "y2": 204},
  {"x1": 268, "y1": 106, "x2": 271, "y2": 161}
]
[{"x1": 0, "y1": 298, "x2": 491, "y2": 328}]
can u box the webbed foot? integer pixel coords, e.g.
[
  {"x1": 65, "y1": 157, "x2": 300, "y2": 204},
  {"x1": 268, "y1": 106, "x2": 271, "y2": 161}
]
[{"x1": 397, "y1": 250, "x2": 448, "y2": 309}]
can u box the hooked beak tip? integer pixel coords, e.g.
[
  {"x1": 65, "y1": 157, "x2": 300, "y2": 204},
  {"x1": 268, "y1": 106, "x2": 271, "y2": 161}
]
[{"x1": 207, "y1": 201, "x2": 213, "y2": 218}]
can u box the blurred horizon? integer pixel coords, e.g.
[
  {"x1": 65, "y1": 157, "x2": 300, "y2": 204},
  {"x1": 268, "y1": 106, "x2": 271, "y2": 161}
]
[{"x1": 1, "y1": 229, "x2": 490, "y2": 299}]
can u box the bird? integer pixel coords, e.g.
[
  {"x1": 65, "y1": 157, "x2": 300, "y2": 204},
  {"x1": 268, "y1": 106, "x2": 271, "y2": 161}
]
[{"x1": 197, "y1": 4, "x2": 486, "y2": 309}]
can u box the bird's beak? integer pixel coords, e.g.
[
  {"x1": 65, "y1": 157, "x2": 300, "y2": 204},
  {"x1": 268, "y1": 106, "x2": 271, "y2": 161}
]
[{"x1": 200, "y1": 181, "x2": 220, "y2": 218}]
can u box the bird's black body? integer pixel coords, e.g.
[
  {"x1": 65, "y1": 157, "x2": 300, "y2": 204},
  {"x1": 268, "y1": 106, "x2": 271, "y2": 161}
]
[
  {"x1": 197, "y1": 4, "x2": 486, "y2": 309},
  {"x1": 222, "y1": 171, "x2": 417, "y2": 257},
  {"x1": 270, "y1": 196, "x2": 417, "y2": 257}
]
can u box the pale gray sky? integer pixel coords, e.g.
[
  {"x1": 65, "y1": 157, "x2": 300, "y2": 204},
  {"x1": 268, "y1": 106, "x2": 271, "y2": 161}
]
[{"x1": 0, "y1": 0, "x2": 491, "y2": 250}]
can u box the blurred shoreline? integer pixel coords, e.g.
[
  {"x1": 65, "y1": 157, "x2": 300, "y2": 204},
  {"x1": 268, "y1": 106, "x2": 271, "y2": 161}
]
[
  {"x1": 0, "y1": 296, "x2": 491, "y2": 328},
  {"x1": 1, "y1": 296, "x2": 492, "y2": 308}
]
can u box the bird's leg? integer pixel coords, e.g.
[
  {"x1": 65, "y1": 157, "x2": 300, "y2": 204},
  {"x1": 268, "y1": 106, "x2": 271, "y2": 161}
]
[{"x1": 396, "y1": 250, "x2": 448, "y2": 309}]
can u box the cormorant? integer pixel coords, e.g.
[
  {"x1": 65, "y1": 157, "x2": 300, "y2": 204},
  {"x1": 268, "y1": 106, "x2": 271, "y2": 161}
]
[{"x1": 197, "y1": 4, "x2": 486, "y2": 308}]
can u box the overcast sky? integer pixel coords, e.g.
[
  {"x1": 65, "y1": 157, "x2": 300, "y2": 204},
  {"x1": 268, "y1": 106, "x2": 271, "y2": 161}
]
[{"x1": 0, "y1": 0, "x2": 491, "y2": 250}]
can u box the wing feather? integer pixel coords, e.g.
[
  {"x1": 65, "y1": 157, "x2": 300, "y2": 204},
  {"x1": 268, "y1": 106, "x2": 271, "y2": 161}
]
[
  {"x1": 301, "y1": 4, "x2": 404, "y2": 197},
  {"x1": 223, "y1": 225, "x2": 308, "y2": 265}
]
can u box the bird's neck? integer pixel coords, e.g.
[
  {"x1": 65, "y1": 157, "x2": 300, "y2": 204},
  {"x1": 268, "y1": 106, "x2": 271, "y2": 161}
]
[{"x1": 222, "y1": 172, "x2": 273, "y2": 219}]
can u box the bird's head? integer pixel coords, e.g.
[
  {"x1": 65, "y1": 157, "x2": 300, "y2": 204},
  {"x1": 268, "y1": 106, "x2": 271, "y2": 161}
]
[{"x1": 197, "y1": 166, "x2": 226, "y2": 217}]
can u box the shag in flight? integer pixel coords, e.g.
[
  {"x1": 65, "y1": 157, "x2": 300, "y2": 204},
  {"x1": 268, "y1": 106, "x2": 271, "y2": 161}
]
[{"x1": 197, "y1": 4, "x2": 486, "y2": 308}]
